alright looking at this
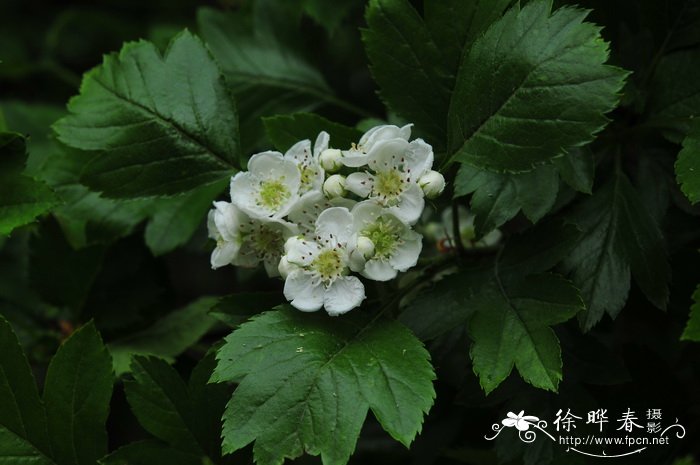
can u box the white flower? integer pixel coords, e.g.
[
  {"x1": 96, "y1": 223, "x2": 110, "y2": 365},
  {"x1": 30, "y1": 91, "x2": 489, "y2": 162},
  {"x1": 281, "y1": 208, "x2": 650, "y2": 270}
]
[
  {"x1": 345, "y1": 137, "x2": 434, "y2": 224},
  {"x1": 323, "y1": 174, "x2": 346, "y2": 198},
  {"x1": 419, "y1": 170, "x2": 445, "y2": 199},
  {"x1": 349, "y1": 201, "x2": 422, "y2": 281},
  {"x1": 288, "y1": 190, "x2": 355, "y2": 239},
  {"x1": 206, "y1": 201, "x2": 297, "y2": 276},
  {"x1": 319, "y1": 148, "x2": 343, "y2": 173},
  {"x1": 282, "y1": 207, "x2": 365, "y2": 315},
  {"x1": 502, "y1": 411, "x2": 540, "y2": 432},
  {"x1": 230, "y1": 151, "x2": 301, "y2": 220},
  {"x1": 341, "y1": 124, "x2": 412, "y2": 168},
  {"x1": 284, "y1": 131, "x2": 328, "y2": 196}
]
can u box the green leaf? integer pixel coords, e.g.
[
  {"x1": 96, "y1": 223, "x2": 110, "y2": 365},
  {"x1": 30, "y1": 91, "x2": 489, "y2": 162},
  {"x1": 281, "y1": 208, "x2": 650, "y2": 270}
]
[
  {"x1": 210, "y1": 292, "x2": 286, "y2": 328},
  {"x1": 681, "y1": 284, "x2": 700, "y2": 342},
  {"x1": 211, "y1": 308, "x2": 435, "y2": 465},
  {"x1": 197, "y1": 7, "x2": 331, "y2": 155},
  {"x1": 647, "y1": 48, "x2": 700, "y2": 140},
  {"x1": 0, "y1": 316, "x2": 51, "y2": 455},
  {"x1": 53, "y1": 30, "x2": 239, "y2": 198},
  {"x1": 0, "y1": 426, "x2": 55, "y2": 465},
  {"x1": 454, "y1": 163, "x2": 559, "y2": 234},
  {"x1": 108, "y1": 297, "x2": 218, "y2": 376},
  {"x1": 563, "y1": 169, "x2": 670, "y2": 330},
  {"x1": 124, "y1": 354, "x2": 230, "y2": 460},
  {"x1": 469, "y1": 273, "x2": 583, "y2": 394},
  {"x1": 363, "y1": 0, "x2": 451, "y2": 146},
  {"x1": 99, "y1": 441, "x2": 201, "y2": 465},
  {"x1": 0, "y1": 132, "x2": 59, "y2": 236},
  {"x1": 144, "y1": 179, "x2": 227, "y2": 256},
  {"x1": 447, "y1": 0, "x2": 627, "y2": 171},
  {"x1": 676, "y1": 120, "x2": 700, "y2": 204},
  {"x1": 301, "y1": 0, "x2": 358, "y2": 34},
  {"x1": 552, "y1": 148, "x2": 595, "y2": 194},
  {"x1": 43, "y1": 322, "x2": 113, "y2": 465},
  {"x1": 424, "y1": 0, "x2": 512, "y2": 75},
  {"x1": 262, "y1": 113, "x2": 362, "y2": 153}
]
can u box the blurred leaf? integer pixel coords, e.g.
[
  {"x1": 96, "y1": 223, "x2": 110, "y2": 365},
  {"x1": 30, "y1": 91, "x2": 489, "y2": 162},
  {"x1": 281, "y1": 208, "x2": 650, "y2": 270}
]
[
  {"x1": 681, "y1": 284, "x2": 700, "y2": 341},
  {"x1": 563, "y1": 169, "x2": 670, "y2": 331},
  {"x1": 363, "y1": 0, "x2": 451, "y2": 147},
  {"x1": 0, "y1": 316, "x2": 51, "y2": 455},
  {"x1": 301, "y1": 0, "x2": 357, "y2": 34},
  {"x1": 43, "y1": 322, "x2": 114, "y2": 465},
  {"x1": 447, "y1": 0, "x2": 627, "y2": 171},
  {"x1": 53, "y1": 31, "x2": 239, "y2": 198},
  {"x1": 144, "y1": 178, "x2": 227, "y2": 256},
  {"x1": 99, "y1": 441, "x2": 200, "y2": 465},
  {"x1": 211, "y1": 307, "x2": 435, "y2": 465},
  {"x1": 262, "y1": 113, "x2": 362, "y2": 152},
  {"x1": 0, "y1": 175, "x2": 58, "y2": 237},
  {"x1": 210, "y1": 292, "x2": 285, "y2": 327},
  {"x1": 676, "y1": 119, "x2": 700, "y2": 204},
  {"x1": 0, "y1": 426, "x2": 55, "y2": 465},
  {"x1": 108, "y1": 297, "x2": 218, "y2": 376}
]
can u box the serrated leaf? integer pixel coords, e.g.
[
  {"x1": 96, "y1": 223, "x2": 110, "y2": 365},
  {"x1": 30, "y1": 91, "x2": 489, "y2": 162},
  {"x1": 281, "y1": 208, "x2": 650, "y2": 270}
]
[
  {"x1": 0, "y1": 426, "x2": 55, "y2": 465},
  {"x1": 53, "y1": 30, "x2": 239, "y2": 198},
  {"x1": 108, "y1": 297, "x2": 218, "y2": 376},
  {"x1": 43, "y1": 322, "x2": 114, "y2": 465},
  {"x1": 552, "y1": 148, "x2": 595, "y2": 194},
  {"x1": 363, "y1": 0, "x2": 451, "y2": 147},
  {"x1": 681, "y1": 284, "x2": 700, "y2": 341},
  {"x1": 563, "y1": 169, "x2": 669, "y2": 331},
  {"x1": 211, "y1": 308, "x2": 435, "y2": 465},
  {"x1": 210, "y1": 292, "x2": 286, "y2": 328},
  {"x1": 124, "y1": 354, "x2": 230, "y2": 461},
  {"x1": 454, "y1": 163, "x2": 559, "y2": 234},
  {"x1": 676, "y1": 120, "x2": 700, "y2": 204},
  {"x1": 144, "y1": 179, "x2": 227, "y2": 256},
  {"x1": 262, "y1": 113, "x2": 362, "y2": 152},
  {"x1": 99, "y1": 441, "x2": 201, "y2": 465},
  {"x1": 0, "y1": 175, "x2": 59, "y2": 237},
  {"x1": 469, "y1": 273, "x2": 583, "y2": 394},
  {"x1": 447, "y1": 0, "x2": 627, "y2": 171},
  {"x1": 0, "y1": 316, "x2": 51, "y2": 455}
]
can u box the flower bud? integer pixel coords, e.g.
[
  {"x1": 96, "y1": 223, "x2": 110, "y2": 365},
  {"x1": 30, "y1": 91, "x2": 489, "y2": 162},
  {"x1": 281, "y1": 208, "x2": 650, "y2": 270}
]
[
  {"x1": 323, "y1": 174, "x2": 347, "y2": 198},
  {"x1": 356, "y1": 236, "x2": 375, "y2": 260},
  {"x1": 319, "y1": 148, "x2": 343, "y2": 173},
  {"x1": 419, "y1": 170, "x2": 446, "y2": 199}
]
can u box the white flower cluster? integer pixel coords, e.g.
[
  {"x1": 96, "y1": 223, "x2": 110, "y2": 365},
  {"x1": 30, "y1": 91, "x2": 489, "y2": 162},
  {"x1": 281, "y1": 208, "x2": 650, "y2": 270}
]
[{"x1": 207, "y1": 124, "x2": 445, "y2": 316}]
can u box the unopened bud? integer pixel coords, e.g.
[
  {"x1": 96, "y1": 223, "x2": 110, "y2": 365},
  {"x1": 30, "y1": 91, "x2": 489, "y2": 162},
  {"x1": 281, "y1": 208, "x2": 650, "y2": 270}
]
[
  {"x1": 419, "y1": 170, "x2": 446, "y2": 199},
  {"x1": 319, "y1": 148, "x2": 343, "y2": 173},
  {"x1": 356, "y1": 236, "x2": 375, "y2": 260},
  {"x1": 323, "y1": 174, "x2": 347, "y2": 198}
]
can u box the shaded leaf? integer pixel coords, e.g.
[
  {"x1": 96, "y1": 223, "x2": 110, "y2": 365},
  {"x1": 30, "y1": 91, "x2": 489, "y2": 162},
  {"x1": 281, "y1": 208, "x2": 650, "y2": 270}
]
[
  {"x1": 681, "y1": 284, "x2": 700, "y2": 341},
  {"x1": 263, "y1": 113, "x2": 362, "y2": 152},
  {"x1": 676, "y1": 120, "x2": 700, "y2": 204}
]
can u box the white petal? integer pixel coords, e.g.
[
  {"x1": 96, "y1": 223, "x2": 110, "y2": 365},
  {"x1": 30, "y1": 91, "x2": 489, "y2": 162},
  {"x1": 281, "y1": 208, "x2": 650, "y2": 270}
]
[
  {"x1": 345, "y1": 172, "x2": 373, "y2": 198},
  {"x1": 248, "y1": 151, "x2": 286, "y2": 178},
  {"x1": 315, "y1": 207, "x2": 353, "y2": 246},
  {"x1": 264, "y1": 258, "x2": 281, "y2": 278},
  {"x1": 390, "y1": 183, "x2": 425, "y2": 225},
  {"x1": 207, "y1": 209, "x2": 218, "y2": 240},
  {"x1": 288, "y1": 191, "x2": 328, "y2": 238},
  {"x1": 515, "y1": 420, "x2": 531, "y2": 432},
  {"x1": 367, "y1": 138, "x2": 410, "y2": 172},
  {"x1": 285, "y1": 236, "x2": 321, "y2": 266},
  {"x1": 314, "y1": 131, "x2": 330, "y2": 157},
  {"x1": 351, "y1": 201, "x2": 383, "y2": 231},
  {"x1": 229, "y1": 172, "x2": 262, "y2": 216},
  {"x1": 284, "y1": 270, "x2": 324, "y2": 312},
  {"x1": 284, "y1": 140, "x2": 312, "y2": 164},
  {"x1": 324, "y1": 276, "x2": 365, "y2": 315},
  {"x1": 502, "y1": 419, "x2": 518, "y2": 427},
  {"x1": 360, "y1": 124, "x2": 411, "y2": 151},
  {"x1": 389, "y1": 233, "x2": 422, "y2": 272},
  {"x1": 231, "y1": 249, "x2": 260, "y2": 268},
  {"x1": 398, "y1": 123, "x2": 413, "y2": 141},
  {"x1": 362, "y1": 259, "x2": 398, "y2": 281},
  {"x1": 341, "y1": 149, "x2": 369, "y2": 168},
  {"x1": 211, "y1": 241, "x2": 239, "y2": 269},
  {"x1": 404, "y1": 139, "x2": 434, "y2": 178},
  {"x1": 213, "y1": 201, "x2": 244, "y2": 242}
]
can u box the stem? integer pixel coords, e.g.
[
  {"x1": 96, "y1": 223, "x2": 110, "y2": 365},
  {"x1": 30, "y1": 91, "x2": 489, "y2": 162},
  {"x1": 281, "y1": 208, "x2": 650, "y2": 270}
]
[{"x1": 451, "y1": 200, "x2": 466, "y2": 258}]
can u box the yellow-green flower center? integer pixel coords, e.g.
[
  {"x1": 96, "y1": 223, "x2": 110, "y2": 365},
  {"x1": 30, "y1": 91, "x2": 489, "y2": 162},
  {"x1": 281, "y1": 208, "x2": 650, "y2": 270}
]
[
  {"x1": 299, "y1": 166, "x2": 317, "y2": 190},
  {"x1": 374, "y1": 169, "x2": 404, "y2": 199},
  {"x1": 258, "y1": 179, "x2": 290, "y2": 210},
  {"x1": 251, "y1": 227, "x2": 285, "y2": 257},
  {"x1": 363, "y1": 218, "x2": 401, "y2": 258},
  {"x1": 312, "y1": 249, "x2": 344, "y2": 282}
]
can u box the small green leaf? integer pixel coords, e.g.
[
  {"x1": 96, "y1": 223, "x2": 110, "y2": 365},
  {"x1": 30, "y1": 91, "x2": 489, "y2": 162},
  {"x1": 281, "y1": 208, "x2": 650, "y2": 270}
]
[
  {"x1": 0, "y1": 316, "x2": 51, "y2": 455},
  {"x1": 262, "y1": 113, "x2": 362, "y2": 152},
  {"x1": 43, "y1": 322, "x2": 114, "y2": 465},
  {"x1": 0, "y1": 175, "x2": 59, "y2": 236},
  {"x1": 108, "y1": 297, "x2": 218, "y2": 375},
  {"x1": 211, "y1": 308, "x2": 435, "y2": 465},
  {"x1": 99, "y1": 441, "x2": 201, "y2": 465},
  {"x1": 563, "y1": 169, "x2": 670, "y2": 330},
  {"x1": 53, "y1": 30, "x2": 239, "y2": 198},
  {"x1": 676, "y1": 120, "x2": 700, "y2": 204},
  {"x1": 469, "y1": 273, "x2": 584, "y2": 394},
  {"x1": 447, "y1": 0, "x2": 627, "y2": 171},
  {"x1": 681, "y1": 284, "x2": 700, "y2": 342},
  {"x1": 363, "y1": 0, "x2": 451, "y2": 147},
  {"x1": 144, "y1": 179, "x2": 227, "y2": 256},
  {"x1": 553, "y1": 148, "x2": 595, "y2": 194}
]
